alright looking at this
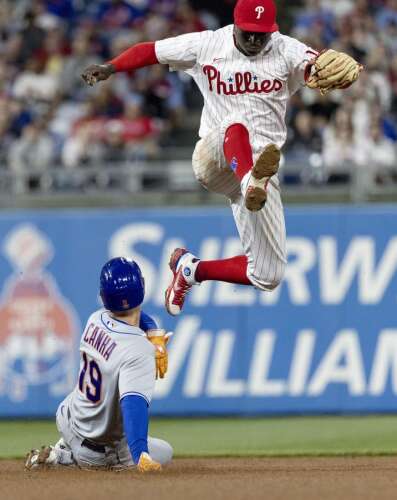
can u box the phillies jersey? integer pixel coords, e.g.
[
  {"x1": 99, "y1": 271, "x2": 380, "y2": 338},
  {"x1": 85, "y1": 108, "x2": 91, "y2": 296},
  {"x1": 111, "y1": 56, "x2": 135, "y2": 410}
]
[
  {"x1": 155, "y1": 24, "x2": 316, "y2": 153},
  {"x1": 67, "y1": 309, "x2": 155, "y2": 444}
]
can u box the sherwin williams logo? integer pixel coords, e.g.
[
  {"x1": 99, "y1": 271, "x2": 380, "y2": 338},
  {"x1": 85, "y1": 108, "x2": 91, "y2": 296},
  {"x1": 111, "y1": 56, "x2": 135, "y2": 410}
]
[{"x1": 0, "y1": 225, "x2": 80, "y2": 402}]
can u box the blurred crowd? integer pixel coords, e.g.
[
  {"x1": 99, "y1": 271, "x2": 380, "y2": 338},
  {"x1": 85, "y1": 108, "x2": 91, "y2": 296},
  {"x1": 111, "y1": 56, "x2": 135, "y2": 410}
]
[
  {"x1": 0, "y1": 0, "x2": 213, "y2": 192},
  {"x1": 286, "y1": 0, "x2": 397, "y2": 191},
  {"x1": 0, "y1": 0, "x2": 396, "y2": 195}
]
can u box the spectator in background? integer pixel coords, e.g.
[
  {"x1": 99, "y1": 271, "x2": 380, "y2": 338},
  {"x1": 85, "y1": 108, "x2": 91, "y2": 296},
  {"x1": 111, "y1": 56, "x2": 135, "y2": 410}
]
[
  {"x1": 364, "y1": 43, "x2": 393, "y2": 112},
  {"x1": 288, "y1": 110, "x2": 323, "y2": 155},
  {"x1": 285, "y1": 109, "x2": 324, "y2": 184},
  {"x1": 376, "y1": 0, "x2": 397, "y2": 29},
  {"x1": 95, "y1": 0, "x2": 150, "y2": 36},
  {"x1": 381, "y1": 19, "x2": 397, "y2": 54},
  {"x1": 135, "y1": 65, "x2": 185, "y2": 127},
  {"x1": 95, "y1": 120, "x2": 131, "y2": 189},
  {"x1": 322, "y1": 109, "x2": 357, "y2": 184},
  {"x1": 320, "y1": 0, "x2": 354, "y2": 18},
  {"x1": 354, "y1": 119, "x2": 397, "y2": 191},
  {"x1": 62, "y1": 121, "x2": 103, "y2": 170},
  {"x1": 0, "y1": 101, "x2": 12, "y2": 169},
  {"x1": 388, "y1": 53, "x2": 397, "y2": 114},
  {"x1": 13, "y1": 57, "x2": 60, "y2": 103},
  {"x1": 0, "y1": 0, "x2": 396, "y2": 197},
  {"x1": 293, "y1": 0, "x2": 336, "y2": 45},
  {"x1": 90, "y1": 81, "x2": 124, "y2": 117},
  {"x1": 8, "y1": 120, "x2": 55, "y2": 193},
  {"x1": 61, "y1": 34, "x2": 101, "y2": 98},
  {"x1": 44, "y1": 0, "x2": 75, "y2": 22},
  {"x1": 172, "y1": 1, "x2": 206, "y2": 34},
  {"x1": 62, "y1": 100, "x2": 162, "y2": 166},
  {"x1": 15, "y1": 9, "x2": 45, "y2": 65}
]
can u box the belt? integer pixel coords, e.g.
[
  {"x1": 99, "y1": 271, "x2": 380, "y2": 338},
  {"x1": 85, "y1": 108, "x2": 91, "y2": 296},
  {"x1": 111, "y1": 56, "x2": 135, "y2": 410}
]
[{"x1": 81, "y1": 439, "x2": 106, "y2": 454}]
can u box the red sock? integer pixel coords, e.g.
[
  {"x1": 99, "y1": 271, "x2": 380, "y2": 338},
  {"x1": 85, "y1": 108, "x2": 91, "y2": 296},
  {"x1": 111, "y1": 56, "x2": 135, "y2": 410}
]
[
  {"x1": 223, "y1": 123, "x2": 254, "y2": 181},
  {"x1": 195, "y1": 255, "x2": 251, "y2": 285}
]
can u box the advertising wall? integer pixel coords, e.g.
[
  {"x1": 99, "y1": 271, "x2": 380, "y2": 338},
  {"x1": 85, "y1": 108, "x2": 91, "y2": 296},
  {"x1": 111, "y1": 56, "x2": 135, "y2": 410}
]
[{"x1": 0, "y1": 206, "x2": 396, "y2": 416}]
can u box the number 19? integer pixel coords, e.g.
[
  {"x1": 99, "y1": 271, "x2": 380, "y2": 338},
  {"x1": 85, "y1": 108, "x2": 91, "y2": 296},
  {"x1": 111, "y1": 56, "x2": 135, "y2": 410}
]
[{"x1": 78, "y1": 352, "x2": 102, "y2": 404}]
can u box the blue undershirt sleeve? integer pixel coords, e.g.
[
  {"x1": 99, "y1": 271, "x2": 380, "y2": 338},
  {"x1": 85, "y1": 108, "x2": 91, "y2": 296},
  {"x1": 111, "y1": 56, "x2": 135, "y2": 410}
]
[
  {"x1": 120, "y1": 394, "x2": 149, "y2": 464},
  {"x1": 139, "y1": 311, "x2": 158, "y2": 332}
]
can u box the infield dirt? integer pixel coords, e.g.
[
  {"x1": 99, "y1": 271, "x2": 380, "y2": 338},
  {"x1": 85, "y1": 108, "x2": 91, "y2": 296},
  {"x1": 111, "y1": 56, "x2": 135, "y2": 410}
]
[{"x1": 1, "y1": 457, "x2": 397, "y2": 500}]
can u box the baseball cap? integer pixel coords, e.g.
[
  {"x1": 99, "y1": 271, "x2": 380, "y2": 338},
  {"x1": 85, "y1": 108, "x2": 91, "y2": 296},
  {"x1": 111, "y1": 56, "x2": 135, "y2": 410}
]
[{"x1": 234, "y1": 0, "x2": 279, "y2": 33}]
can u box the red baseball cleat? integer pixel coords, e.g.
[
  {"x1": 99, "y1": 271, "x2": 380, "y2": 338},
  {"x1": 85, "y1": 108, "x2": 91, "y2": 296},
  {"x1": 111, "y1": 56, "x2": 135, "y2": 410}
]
[
  {"x1": 165, "y1": 248, "x2": 199, "y2": 316},
  {"x1": 245, "y1": 144, "x2": 280, "y2": 212}
]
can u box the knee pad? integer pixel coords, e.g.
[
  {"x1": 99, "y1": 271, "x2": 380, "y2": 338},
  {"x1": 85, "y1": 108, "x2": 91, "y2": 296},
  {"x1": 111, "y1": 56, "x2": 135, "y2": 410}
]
[{"x1": 192, "y1": 135, "x2": 240, "y2": 199}]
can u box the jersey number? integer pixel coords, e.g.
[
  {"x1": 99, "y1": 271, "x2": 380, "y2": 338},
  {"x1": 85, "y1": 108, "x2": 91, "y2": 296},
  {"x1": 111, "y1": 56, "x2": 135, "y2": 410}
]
[{"x1": 78, "y1": 352, "x2": 102, "y2": 403}]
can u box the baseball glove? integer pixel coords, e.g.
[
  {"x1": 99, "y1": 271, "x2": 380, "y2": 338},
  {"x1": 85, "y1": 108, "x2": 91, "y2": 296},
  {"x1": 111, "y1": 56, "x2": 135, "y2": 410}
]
[
  {"x1": 146, "y1": 329, "x2": 173, "y2": 379},
  {"x1": 306, "y1": 49, "x2": 363, "y2": 95}
]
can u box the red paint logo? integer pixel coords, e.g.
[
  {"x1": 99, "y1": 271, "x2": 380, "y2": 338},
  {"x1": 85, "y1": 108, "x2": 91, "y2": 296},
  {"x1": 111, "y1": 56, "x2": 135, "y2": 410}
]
[
  {"x1": 203, "y1": 65, "x2": 282, "y2": 96},
  {"x1": 0, "y1": 225, "x2": 80, "y2": 402}
]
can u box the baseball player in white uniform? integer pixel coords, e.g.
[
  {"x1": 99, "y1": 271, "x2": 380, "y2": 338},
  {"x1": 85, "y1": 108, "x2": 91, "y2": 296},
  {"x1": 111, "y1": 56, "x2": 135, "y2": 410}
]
[
  {"x1": 25, "y1": 258, "x2": 172, "y2": 472},
  {"x1": 82, "y1": 0, "x2": 362, "y2": 315}
]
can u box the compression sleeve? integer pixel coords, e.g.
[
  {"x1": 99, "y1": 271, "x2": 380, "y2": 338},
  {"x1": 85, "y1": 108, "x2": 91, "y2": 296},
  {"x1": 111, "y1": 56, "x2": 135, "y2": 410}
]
[
  {"x1": 108, "y1": 42, "x2": 158, "y2": 72},
  {"x1": 121, "y1": 394, "x2": 149, "y2": 464},
  {"x1": 140, "y1": 311, "x2": 158, "y2": 332}
]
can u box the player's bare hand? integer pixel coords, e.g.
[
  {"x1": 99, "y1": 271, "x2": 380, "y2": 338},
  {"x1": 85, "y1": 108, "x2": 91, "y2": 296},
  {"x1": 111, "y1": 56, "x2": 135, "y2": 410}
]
[
  {"x1": 81, "y1": 63, "x2": 115, "y2": 86},
  {"x1": 137, "y1": 452, "x2": 162, "y2": 472}
]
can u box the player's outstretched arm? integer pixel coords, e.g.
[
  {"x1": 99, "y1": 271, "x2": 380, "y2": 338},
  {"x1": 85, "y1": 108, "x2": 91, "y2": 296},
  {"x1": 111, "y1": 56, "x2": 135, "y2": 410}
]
[{"x1": 81, "y1": 42, "x2": 159, "y2": 86}]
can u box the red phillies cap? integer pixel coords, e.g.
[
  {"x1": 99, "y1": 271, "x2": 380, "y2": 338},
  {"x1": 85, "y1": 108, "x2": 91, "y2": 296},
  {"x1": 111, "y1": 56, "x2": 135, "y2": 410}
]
[{"x1": 234, "y1": 0, "x2": 279, "y2": 33}]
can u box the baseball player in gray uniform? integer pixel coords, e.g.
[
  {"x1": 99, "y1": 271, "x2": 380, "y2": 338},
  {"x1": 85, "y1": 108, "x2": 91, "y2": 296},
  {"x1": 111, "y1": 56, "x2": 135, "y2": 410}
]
[
  {"x1": 25, "y1": 257, "x2": 172, "y2": 472},
  {"x1": 81, "y1": 0, "x2": 362, "y2": 316}
]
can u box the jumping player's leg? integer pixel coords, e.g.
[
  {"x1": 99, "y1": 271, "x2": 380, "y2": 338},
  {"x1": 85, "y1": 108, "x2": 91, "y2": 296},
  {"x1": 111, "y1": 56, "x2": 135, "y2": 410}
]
[
  {"x1": 165, "y1": 214, "x2": 285, "y2": 316},
  {"x1": 192, "y1": 116, "x2": 280, "y2": 211},
  {"x1": 231, "y1": 179, "x2": 286, "y2": 290},
  {"x1": 165, "y1": 183, "x2": 286, "y2": 315},
  {"x1": 166, "y1": 120, "x2": 286, "y2": 316}
]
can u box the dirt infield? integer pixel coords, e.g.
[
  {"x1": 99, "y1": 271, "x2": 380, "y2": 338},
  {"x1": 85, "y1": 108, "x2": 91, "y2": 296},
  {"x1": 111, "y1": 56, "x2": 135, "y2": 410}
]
[{"x1": 1, "y1": 457, "x2": 397, "y2": 500}]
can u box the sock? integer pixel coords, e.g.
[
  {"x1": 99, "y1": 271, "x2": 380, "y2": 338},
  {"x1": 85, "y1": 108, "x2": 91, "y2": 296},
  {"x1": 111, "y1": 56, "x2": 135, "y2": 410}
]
[
  {"x1": 223, "y1": 123, "x2": 254, "y2": 181},
  {"x1": 195, "y1": 255, "x2": 251, "y2": 285}
]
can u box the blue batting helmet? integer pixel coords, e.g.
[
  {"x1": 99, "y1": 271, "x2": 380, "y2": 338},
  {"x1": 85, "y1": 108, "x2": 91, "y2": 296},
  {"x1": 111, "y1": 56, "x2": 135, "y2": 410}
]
[{"x1": 100, "y1": 257, "x2": 145, "y2": 312}]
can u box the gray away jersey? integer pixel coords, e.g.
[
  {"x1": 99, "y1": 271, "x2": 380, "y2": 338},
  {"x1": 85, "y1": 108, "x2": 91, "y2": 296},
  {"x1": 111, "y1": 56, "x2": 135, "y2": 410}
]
[{"x1": 68, "y1": 309, "x2": 156, "y2": 444}]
